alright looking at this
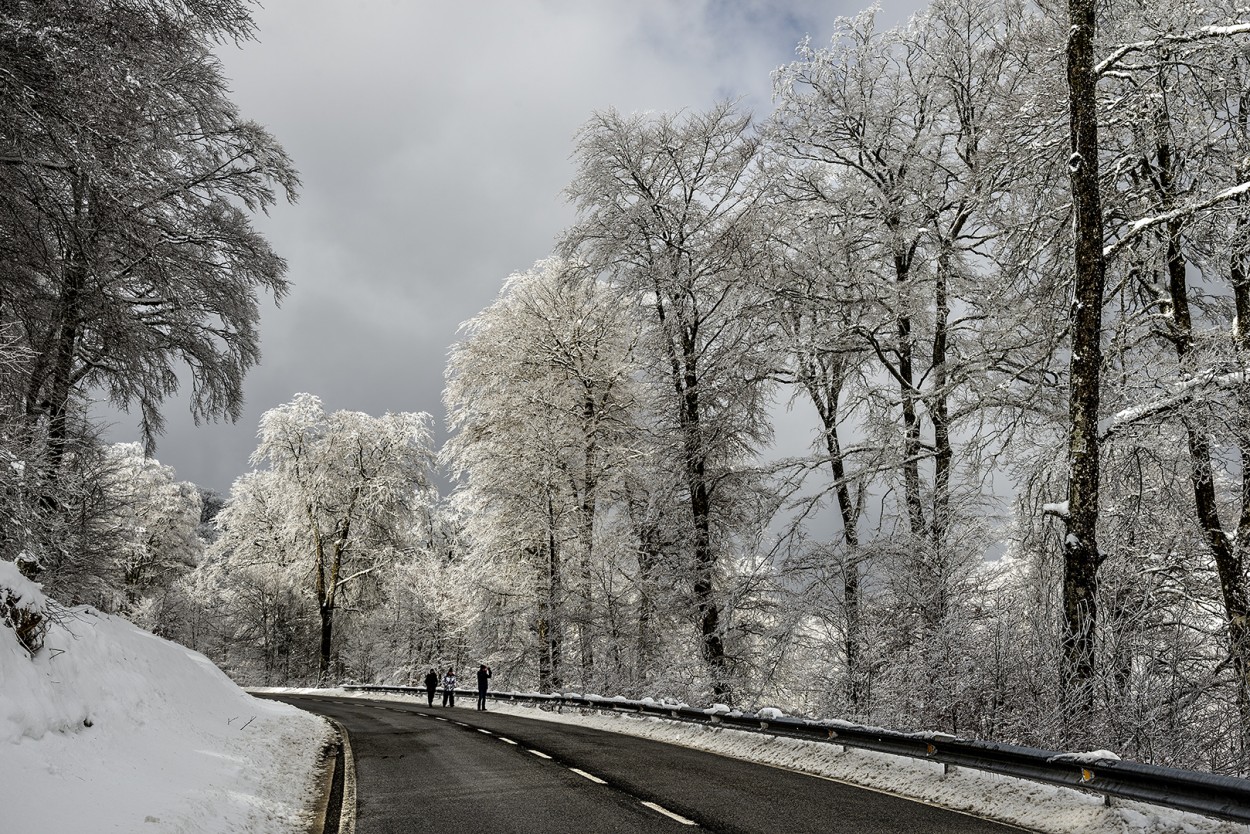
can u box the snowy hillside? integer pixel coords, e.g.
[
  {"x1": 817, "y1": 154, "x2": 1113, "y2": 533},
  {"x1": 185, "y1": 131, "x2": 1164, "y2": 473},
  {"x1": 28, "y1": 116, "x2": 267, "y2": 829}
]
[{"x1": 0, "y1": 560, "x2": 332, "y2": 833}]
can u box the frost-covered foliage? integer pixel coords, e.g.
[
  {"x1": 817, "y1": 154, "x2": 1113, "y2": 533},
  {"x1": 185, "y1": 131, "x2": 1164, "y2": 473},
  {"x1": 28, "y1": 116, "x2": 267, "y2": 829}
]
[
  {"x1": 0, "y1": 0, "x2": 296, "y2": 456},
  {"x1": 443, "y1": 259, "x2": 681, "y2": 694},
  {"x1": 421, "y1": 0, "x2": 1250, "y2": 775},
  {"x1": 44, "y1": 0, "x2": 1250, "y2": 781},
  {"x1": 197, "y1": 395, "x2": 437, "y2": 682},
  {"x1": 0, "y1": 0, "x2": 294, "y2": 632},
  {"x1": 96, "y1": 443, "x2": 203, "y2": 629},
  {"x1": 560, "y1": 104, "x2": 780, "y2": 699}
]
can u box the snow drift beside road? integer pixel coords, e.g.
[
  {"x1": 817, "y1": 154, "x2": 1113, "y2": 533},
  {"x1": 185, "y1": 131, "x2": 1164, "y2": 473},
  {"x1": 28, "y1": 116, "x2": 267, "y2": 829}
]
[{"x1": 0, "y1": 560, "x2": 331, "y2": 833}]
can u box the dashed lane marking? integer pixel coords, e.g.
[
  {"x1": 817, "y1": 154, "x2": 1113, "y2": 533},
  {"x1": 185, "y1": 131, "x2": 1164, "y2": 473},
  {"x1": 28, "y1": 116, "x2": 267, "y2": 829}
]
[
  {"x1": 529, "y1": 750, "x2": 552, "y2": 759},
  {"x1": 640, "y1": 801, "x2": 697, "y2": 826},
  {"x1": 477, "y1": 729, "x2": 493, "y2": 735},
  {"x1": 498, "y1": 737, "x2": 518, "y2": 745},
  {"x1": 569, "y1": 768, "x2": 607, "y2": 785}
]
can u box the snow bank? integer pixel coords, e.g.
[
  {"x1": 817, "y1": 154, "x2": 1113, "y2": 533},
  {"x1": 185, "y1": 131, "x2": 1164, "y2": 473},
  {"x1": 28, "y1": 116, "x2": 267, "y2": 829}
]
[{"x1": 0, "y1": 563, "x2": 332, "y2": 833}]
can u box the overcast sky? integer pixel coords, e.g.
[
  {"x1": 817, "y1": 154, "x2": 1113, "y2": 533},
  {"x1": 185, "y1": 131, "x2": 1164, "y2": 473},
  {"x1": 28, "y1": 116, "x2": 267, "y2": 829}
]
[{"x1": 97, "y1": 0, "x2": 925, "y2": 495}]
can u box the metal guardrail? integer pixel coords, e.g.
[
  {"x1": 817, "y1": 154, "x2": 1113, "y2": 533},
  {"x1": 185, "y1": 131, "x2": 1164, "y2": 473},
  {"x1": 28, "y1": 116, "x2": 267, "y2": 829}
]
[{"x1": 343, "y1": 684, "x2": 1250, "y2": 824}]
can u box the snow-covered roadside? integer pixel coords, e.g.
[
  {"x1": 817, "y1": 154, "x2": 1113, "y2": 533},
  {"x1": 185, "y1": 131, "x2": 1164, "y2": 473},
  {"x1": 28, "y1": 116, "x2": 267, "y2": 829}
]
[
  {"x1": 0, "y1": 562, "x2": 332, "y2": 834},
  {"x1": 278, "y1": 687, "x2": 1249, "y2": 834}
]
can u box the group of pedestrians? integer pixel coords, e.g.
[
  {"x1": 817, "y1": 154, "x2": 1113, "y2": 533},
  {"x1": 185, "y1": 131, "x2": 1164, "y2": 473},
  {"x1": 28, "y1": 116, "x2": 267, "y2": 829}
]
[{"x1": 418, "y1": 664, "x2": 492, "y2": 710}]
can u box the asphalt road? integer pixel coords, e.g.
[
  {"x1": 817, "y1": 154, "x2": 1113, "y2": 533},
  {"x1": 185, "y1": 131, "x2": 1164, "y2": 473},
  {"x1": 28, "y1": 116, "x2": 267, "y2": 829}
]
[{"x1": 272, "y1": 694, "x2": 1031, "y2": 834}]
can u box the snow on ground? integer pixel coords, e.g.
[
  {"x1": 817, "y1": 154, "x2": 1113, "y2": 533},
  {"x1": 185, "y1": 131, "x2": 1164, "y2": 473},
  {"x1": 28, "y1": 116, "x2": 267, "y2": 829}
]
[
  {"x1": 0, "y1": 563, "x2": 332, "y2": 834},
  {"x1": 279, "y1": 687, "x2": 1250, "y2": 834}
]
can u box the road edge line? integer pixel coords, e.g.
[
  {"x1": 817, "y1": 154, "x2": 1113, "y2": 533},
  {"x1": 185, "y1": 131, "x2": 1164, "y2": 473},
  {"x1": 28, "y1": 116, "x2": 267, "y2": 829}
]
[
  {"x1": 326, "y1": 717, "x2": 358, "y2": 834},
  {"x1": 308, "y1": 723, "x2": 337, "y2": 834}
]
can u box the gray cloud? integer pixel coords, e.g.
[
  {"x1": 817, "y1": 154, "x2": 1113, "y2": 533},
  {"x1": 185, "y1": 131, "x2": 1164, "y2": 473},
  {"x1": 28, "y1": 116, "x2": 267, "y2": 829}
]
[{"x1": 95, "y1": 0, "x2": 924, "y2": 493}]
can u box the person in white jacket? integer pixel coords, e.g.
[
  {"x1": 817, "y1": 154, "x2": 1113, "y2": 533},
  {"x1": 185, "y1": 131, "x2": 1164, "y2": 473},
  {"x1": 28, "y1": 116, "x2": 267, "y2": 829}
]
[{"x1": 441, "y1": 668, "x2": 457, "y2": 707}]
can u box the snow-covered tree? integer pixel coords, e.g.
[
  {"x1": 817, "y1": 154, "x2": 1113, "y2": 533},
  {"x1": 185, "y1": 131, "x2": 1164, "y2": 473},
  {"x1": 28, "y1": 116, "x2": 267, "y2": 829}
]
[
  {"x1": 561, "y1": 103, "x2": 776, "y2": 700},
  {"x1": 215, "y1": 395, "x2": 435, "y2": 678},
  {"x1": 445, "y1": 258, "x2": 645, "y2": 691},
  {"x1": 97, "y1": 442, "x2": 202, "y2": 628},
  {"x1": 0, "y1": 0, "x2": 296, "y2": 481},
  {"x1": 766, "y1": 0, "x2": 1059, "y2": 727}
]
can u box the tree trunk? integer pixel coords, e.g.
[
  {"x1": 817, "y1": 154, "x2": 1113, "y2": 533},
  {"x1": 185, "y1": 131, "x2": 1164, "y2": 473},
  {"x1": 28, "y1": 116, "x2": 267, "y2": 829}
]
[
  {"x1": 578, "y1": 395, "x2": 598, "y2": 684},
  {"x1": 1228, "y1": 193, "x2": 1250, "y2": 733},
  {"x1": 931, "y1": 250, "x2": 953, "y2": 563},
  {"x1": 540, "y1": 494, "x2": 564, "y2": 691},
  {"x1": 310, "y1": 515, "x2": 331, "y2": 678},
  {"x1": 42, "y1": 171, "x2": 92, "y2": 477},
  {"x1": 690, "y1": 451, "x2": 728, "y2": 698},
  {"x1": 318, "y1": 601, "x2": 334, "y2": 679},
  {"x1": 636, "y1": 530, "x2": 660, "y2": 681},
  {"x1": 804, "y1": 360, "x2": 863, "y2": 713},
  {"x1": 1061, "y1": 0, "x2": 1108, "y2": 732},
  {"x1": 895, "y1": 300, "x2": 927, "y2": 541},
  {"x1": 667, "y1": 317, "x2": 729, "y2": 701},
  {"x1": 1150, "y1": 134, "x2": 1250, "y2": 735}
]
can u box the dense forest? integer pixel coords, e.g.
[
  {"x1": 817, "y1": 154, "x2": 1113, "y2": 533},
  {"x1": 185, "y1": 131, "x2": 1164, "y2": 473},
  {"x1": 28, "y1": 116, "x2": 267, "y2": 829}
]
[{"x1": 5, "y1": 0, "x2": 1250, "y2": 776}]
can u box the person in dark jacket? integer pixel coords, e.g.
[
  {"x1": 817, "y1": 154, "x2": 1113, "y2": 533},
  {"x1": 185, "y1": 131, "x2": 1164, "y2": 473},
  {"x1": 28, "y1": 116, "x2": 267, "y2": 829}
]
[
  {"x1": 476, "y1": 664, "x2": 492, "y2": 710},
  {"x1": 442, "y1": 668, "x2": 457, "y2": 707},
  {"x1": 423, "y1": 668, "x2": 438, "y2": 707}
]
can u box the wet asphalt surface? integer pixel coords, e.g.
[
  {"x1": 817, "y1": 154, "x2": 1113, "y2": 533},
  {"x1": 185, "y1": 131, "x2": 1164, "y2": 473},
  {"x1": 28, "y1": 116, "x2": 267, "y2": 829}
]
[{"x1": 270, "y1": 694, "x2": 1031, "y2": 834}]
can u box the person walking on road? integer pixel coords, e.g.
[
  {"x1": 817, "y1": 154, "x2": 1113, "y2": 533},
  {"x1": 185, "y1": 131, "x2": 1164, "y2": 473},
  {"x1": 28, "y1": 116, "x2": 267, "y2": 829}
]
[
  {"x1": 476, "y1": 664, "x2": 492, "y2": 710},
  {"x1": 423, "y1": 668, "x2": 438, "y2": 707},
  {"x1": 441, "y1": 668, "x2": 457, "y2": 707}
]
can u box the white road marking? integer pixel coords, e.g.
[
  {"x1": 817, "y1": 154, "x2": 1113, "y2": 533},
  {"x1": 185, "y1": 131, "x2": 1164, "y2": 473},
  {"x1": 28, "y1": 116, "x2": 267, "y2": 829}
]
[
  {"x1": 569, "y1": 768, "x2": 606, "y2": 785},
  {"x1": 477, "y1": 729, "x2": 493, "y2": 735},
  {"x1": 529, "y1": 750, "x2": 552, "y2": 759},
  {"x1": 498, "y1": 737, "x2": 518, "y2": 745},
  {"x1": 640, "y1": 801, "x2": 697, "y2": 826},
  {"x1": 433, "y1": 717, "x2": 447, "y2": 721}
]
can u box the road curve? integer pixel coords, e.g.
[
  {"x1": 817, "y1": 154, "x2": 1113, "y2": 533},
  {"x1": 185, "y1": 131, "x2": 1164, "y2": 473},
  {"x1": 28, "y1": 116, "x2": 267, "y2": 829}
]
[{"x1": 269, "y1": 694, "x2": 1031, "y2": 834}]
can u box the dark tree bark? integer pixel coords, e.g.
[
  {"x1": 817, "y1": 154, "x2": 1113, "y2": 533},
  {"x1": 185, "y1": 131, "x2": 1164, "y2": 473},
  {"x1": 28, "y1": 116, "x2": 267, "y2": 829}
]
[
  {"x1": 682, "y1": 355, "x2": 729, "y2": 699},
  {"x1": 577, "y1": 394, "x2": 599, "y2": 682},
  {"x1": 795, "y1": 340, "x2": 865, "y2": 712},
  {"x1": 1061, "y1": 0, "x2": 1108, "y2": 729},
  {"x1": 1147, "y1": 126, "x2": 1250, "y2": 728},
  {"x1": 537, "y1": 494, "x2": 564, "y2": 692}
]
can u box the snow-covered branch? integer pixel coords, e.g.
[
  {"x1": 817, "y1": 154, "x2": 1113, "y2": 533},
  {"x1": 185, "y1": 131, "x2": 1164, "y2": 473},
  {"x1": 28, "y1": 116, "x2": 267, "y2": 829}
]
[
  {"x1": 1104, "y1": 181, "x2": 1250, "y2": 262},
  {"x1": 0, "y1": 155, "x2": 74, "y2": 171},
  {"x1": 1095, "y1": 23, "x2": 1250, "y2": 76},
  {"x1": 1098, "y1": 367, "x2": 1248, "y2": 441}
]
